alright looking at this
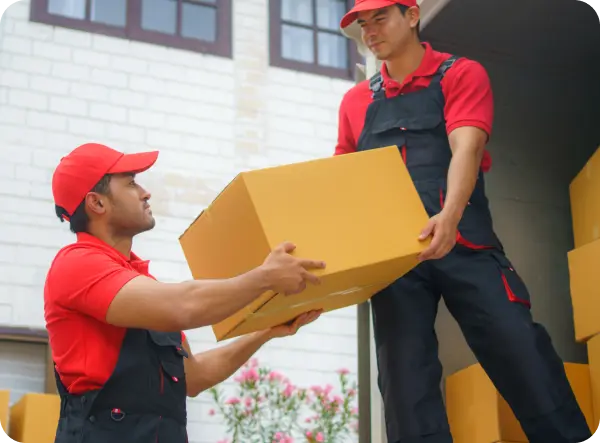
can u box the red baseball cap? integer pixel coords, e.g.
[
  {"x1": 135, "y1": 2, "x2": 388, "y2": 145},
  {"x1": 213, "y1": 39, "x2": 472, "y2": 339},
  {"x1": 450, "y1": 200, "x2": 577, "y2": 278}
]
[
  {"x1": 52, "y1": 143, "x2": 159, "y2": 218},
  {"x1": 340, "y1": 0, "x2": 418, "y2": 28}
]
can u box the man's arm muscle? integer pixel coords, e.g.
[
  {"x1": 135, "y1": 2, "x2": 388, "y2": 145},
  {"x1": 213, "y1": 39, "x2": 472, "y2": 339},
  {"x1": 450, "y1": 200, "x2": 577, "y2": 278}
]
[
  {"x1": 105, "y1": 269, "x2": 270, "y2": 332},
  {"x1": 442, "y1": 126, "x2": 487, "y2": 222}
]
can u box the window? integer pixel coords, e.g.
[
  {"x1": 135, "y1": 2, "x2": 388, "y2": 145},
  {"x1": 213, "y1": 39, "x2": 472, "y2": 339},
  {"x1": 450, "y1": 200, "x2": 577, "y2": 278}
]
[
  {"x1": 30, "y1": 0, "x2": 232, "y2": 57},
  {"x1": 269, "y1": 0, "x2": 359, "y2": 80}
]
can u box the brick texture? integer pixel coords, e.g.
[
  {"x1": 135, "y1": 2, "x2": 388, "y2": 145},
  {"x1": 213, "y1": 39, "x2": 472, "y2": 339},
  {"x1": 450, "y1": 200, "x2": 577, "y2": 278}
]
[{"x1": 0, "y1": 1, "x2": 358, "y2": 441}]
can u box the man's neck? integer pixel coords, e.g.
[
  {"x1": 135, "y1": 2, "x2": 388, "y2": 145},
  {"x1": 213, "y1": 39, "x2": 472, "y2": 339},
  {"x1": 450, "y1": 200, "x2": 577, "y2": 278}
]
[
  {"x1": 88, "y1": 225, "x2": 133, "y2": 259},
  {"x1": 385, "y1": 41, "x2": 426, "y2": 85}
]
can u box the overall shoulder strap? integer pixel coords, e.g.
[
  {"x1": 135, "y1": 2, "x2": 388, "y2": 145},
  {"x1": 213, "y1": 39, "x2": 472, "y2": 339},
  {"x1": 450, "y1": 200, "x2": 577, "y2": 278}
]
[
  {"x1": 369, "y1": 71, "x2": 386, "y2": 101},
  {"x1": 429, "y1": 55, "x2": 460, "y2": 87}
]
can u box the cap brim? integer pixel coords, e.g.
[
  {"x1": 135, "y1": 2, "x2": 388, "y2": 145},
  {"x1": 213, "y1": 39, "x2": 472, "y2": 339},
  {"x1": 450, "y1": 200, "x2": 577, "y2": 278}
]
[
  {"x1": 340, "y1": 0, "x2": 398, "y2": 28},
  {"x1": 108, "y1": 151, "x2": 159, "y2": 175}
]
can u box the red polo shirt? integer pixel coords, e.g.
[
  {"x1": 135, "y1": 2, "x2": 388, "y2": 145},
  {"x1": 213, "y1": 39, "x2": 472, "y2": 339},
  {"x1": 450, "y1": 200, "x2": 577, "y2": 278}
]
[
  {"x1": 44, "y1": 232, "x2": 186, "y2": 395},
  {"x1": 334, "y1": 42, "x2": 493, "y2": 172}
]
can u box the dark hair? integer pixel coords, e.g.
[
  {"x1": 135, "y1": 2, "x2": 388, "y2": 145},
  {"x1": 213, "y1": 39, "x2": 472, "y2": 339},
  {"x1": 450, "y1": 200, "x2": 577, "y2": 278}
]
[
  {"x1": 55, "y1": 174, "x2": 112, "y2": 234},
  {"x1": 398, "y1": 4, "x2": 421, "y2": 39}
]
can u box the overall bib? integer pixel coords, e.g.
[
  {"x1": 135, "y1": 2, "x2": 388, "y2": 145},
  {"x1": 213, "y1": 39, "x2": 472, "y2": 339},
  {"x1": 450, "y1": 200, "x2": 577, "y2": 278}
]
[
  {"x1": 53, "y1": 328, "x2": 189, "y2": 443},
  {"x1": 357, "y1": 56, "x2": 592, "y2": 443}
]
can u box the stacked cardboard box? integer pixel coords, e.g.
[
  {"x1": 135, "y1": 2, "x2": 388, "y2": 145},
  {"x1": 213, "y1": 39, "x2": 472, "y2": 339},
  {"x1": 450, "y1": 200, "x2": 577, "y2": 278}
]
[
  {"x1": 179, "y1": 146, "x2": 431, "y2": 341},
  {"x1": 0, "y1": 392, "x2": 60, "y2": 442},
  {"x1": 568, "y1": 146, "x2": 600, "y2": 434},
  {"x1": 445, "y1": 363, "x2": 595, "y2": 443}
]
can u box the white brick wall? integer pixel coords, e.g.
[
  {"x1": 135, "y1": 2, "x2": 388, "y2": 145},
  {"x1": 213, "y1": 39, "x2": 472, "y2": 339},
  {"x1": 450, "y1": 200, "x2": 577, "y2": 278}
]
[{"x1": 0, "y1": 1, "x2": 358, "y2": 441}]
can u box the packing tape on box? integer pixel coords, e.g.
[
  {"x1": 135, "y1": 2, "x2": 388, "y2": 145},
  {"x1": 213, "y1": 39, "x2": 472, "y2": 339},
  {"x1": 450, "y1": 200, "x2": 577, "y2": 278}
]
[{"x1": 251, "y1": 282, "x2": 385, "y2": 318}]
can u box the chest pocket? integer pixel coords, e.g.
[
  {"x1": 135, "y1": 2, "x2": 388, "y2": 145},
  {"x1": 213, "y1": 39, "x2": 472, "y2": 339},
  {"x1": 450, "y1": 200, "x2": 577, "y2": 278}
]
[
  {"x1": 370, "y1": 110, "x2": 444, "y2": 135},
  {"x1": 147, "y1": 331, "x2": 188, "y2": 388}
]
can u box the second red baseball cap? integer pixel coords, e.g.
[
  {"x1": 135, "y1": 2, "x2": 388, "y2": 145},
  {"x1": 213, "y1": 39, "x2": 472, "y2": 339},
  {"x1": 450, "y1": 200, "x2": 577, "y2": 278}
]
[
  {"x1": 52, "y1": 143, "x2": 159, "y2": 218},
  {"x1": 340, "y1": 0, "x2": 418, "y2": 29}
]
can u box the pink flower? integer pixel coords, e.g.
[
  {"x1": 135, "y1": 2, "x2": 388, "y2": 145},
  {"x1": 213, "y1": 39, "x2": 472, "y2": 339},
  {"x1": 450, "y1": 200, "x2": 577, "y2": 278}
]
[
  {"x1": 310, "y1": 385, "x2": 323, "y2": 395},
  {"x1": 272, "y1": 432, "x2": 294, "y2": 443},
  {"x1": 244, "y1": 397, "x2": 253, "y2": 408},
  {"x1": 208, "y1": 409, "x2": 215, "y2": 416},
  {"x1": 324, "y1": 384, "x2": 333, "y2": 395},
  {"x1": 348, "y1": 388, "x2": 357, "y2": 397},
  {"x1": 268, "y1": 371, "x2": 284, "y2": 382},
  {"x1": 283, "y1": 384, "x2": 294, "y2": 397},
  {"x1": 337, "y1": 368, "x2": 350, "y2": 375},
  {"x1": 333, "y1": 395, "x2": 344, "y2": 405},
  {"x1": 243, "y1": 368, "x2": 259, "y2": 382},
  {"x1": 351, "y1": 407, "x2": 359, "y2": 415},
  {"x1": 315, "y1": 432, "x2": 324, "y2": 442},
  {"x1": 305, "y1": 430, "x2": 312, "y2": 438},
  {"x1": 225, "y1": 397, "x2": 240, "y2": 405}
]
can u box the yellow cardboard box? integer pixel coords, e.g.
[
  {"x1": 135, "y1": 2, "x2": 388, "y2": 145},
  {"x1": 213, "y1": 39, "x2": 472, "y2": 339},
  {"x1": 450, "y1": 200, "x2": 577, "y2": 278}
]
[
  {"x1": 570, "y1": 146, "x2": 600, "y2": 248},
  {"x1": 9, "y1": 393, "x2": 60, "y2": 443},
  {"x1": 0, "y1": 390, "x2": 9, "y2": 435},
  {"x1": 567, "y1": 238, "x2": 600, "y2": 342},
  {"x1": 445, "y1": 363, "x2": 594, "y2": 443},
  {"x1": 179, "y1": 146, "x2": 431, "y2": 341},
  {"x1": 587, "y1": 334, "x2": 600, "y2": 433}
]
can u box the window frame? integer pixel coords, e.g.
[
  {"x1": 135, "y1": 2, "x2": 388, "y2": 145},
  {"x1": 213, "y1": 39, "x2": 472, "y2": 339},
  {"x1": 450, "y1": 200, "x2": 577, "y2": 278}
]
[
  {"x1": 269, "y1": 0, "x2": 360, "y2": 80},
  {"x1": 29, "y1": 0, "x2": 232, "y2": 58},
  {"x1": 0, "y1": 326, "x2": 56, "y2": 395}
]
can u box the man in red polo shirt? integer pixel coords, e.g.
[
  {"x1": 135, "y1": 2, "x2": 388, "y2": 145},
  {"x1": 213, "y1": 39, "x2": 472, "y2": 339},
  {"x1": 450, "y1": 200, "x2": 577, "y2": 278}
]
[
  {"x1": 45, "y1": 142, "x2": 325, "y2": 443},
  {"x1": 337, "y1": 2, "x2": 592, "y2": 443}
]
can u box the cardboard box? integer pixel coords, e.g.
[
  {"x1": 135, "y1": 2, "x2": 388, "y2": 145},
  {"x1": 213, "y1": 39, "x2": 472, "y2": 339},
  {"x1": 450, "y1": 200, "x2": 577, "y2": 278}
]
[
  {"x1": 570, "y1": 146, "x2": 600, "y2": 248},
  {"x1": 588, "y1": 334, "x2": 600, "y2": 434},
  {"x1": 179, "y1": 146, "x2": 431, "y2": 341},
  {"x1": 0, "y1": 391, "x2": 9, "y2": 435},
  {"x1": 567, "y1": 238, "x2": 600, "y2": 342},
  {"x1": 9, "y1": 393, "x2": 60, "y2": 443},
  {"x1": 445, "y1": 363, "x2": 594, "y2": 443}
]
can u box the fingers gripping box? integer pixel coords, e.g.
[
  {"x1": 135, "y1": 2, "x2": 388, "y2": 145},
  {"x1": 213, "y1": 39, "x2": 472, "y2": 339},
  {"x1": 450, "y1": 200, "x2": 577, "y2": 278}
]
[{"x1": 179, "y1": 146, "x2": 431, "y2": 341}]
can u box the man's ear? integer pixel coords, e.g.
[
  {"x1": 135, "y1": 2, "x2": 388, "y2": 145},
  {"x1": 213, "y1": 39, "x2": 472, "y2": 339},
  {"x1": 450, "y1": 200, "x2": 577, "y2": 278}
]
[
  {"x1": 409, "y1": 6, "x2": 420, "y2": 29},
  {"x1": 85, "y1": 193, "x2": 106, "y2": 216}
]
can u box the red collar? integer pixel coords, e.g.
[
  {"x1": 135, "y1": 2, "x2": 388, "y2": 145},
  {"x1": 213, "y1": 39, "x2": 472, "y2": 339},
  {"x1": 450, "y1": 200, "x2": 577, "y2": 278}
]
[
  {"x1": 380, "y1": 42, "x2": 446, "y2": 92},
  {"x1": 76, "y1": 232, "x2": 150, "y2": 274}
]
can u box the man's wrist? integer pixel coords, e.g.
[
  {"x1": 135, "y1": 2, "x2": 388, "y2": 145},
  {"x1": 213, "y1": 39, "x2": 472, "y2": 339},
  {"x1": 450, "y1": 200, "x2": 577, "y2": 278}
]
[
  {"x1": 440, "y1": 205, "x2": 463, "y2": 225},
  {"x1": 255, "y1": 328, "x2": 275, "y2": 342},
  {"x1": 245, "y1": 265, "x2": 273, "y2": 293}
]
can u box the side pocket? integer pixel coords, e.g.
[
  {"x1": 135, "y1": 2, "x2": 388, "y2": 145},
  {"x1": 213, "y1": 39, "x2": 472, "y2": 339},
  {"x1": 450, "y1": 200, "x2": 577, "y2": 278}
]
[
  {"x1": 439, "y1": 186, "x2": 499, "y2": 250},
  {"x1": 491, "y1": 251, "x2": 531, "y2": 308}
]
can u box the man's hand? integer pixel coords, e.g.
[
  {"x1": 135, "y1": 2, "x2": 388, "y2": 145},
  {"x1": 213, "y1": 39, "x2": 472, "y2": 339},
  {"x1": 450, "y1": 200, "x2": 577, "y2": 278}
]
[
  {"x1": 261, "y1": 242, "x2": 326, "y2": 295},
  {"x1": 417, "y1": 211, "x2": 459, "y2": 261},
  {"x1": 268, "y1": 309, "x2": 323, "y2": 339}
]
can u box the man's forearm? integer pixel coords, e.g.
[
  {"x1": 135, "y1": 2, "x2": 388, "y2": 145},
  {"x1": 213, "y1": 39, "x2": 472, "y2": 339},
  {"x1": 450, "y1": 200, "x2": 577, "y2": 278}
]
[
  {"x1": 443, "y1": 148, "x2": 481, "y2": 222},
  {"x1": 178, "y1": 267, "x2": 271, "y2": 330},
  {"x1": 442, "y1": 128, "x2": 486, "y2": 223},
  {"x1": 186, "y1": 330, "x2": 272, "y2": 396}
]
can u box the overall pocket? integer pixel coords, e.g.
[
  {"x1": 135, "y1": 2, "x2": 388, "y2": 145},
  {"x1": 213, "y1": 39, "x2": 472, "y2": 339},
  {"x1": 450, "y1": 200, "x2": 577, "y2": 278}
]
[{"x1": 490, "y1": 251, "x2": 531, "y2": 307}]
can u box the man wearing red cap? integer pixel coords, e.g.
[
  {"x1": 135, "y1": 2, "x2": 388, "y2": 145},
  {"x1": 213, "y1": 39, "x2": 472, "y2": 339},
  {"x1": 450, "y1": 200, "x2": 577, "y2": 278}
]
[
  {"x1": 337, "y1": 2, "x2": 591, "y2": 443},
  {"x1": 45, "y1": 142, "x2": 326, "y2": 443}
]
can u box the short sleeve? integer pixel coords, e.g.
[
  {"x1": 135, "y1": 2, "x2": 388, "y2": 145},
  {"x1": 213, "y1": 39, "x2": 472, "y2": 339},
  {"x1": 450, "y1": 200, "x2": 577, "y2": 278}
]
[
  {"x1": 442, "y1": 59, "x2": 494, "y2": 138},
  {"x1": 47, "y1": 248, "x2": 141, "y2": 322},
  {"x1": 334, "y1": 93, "x2": 358, "y2": 156}
]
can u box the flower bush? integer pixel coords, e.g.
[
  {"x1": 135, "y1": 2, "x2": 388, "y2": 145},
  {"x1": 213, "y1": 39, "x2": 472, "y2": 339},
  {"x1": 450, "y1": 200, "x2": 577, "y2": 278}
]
[{"x1": 208, "y1": 358, "x2": 359, "y2": 443}]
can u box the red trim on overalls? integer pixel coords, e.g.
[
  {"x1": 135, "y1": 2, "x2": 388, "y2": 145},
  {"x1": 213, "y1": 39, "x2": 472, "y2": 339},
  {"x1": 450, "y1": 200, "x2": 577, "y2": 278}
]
[
  {"x1": 438, "y1": 189, "x2": 493, "y2": 250},
  {"x1": 438, "y1": 189, "x2": 530, "y2": 307}
]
